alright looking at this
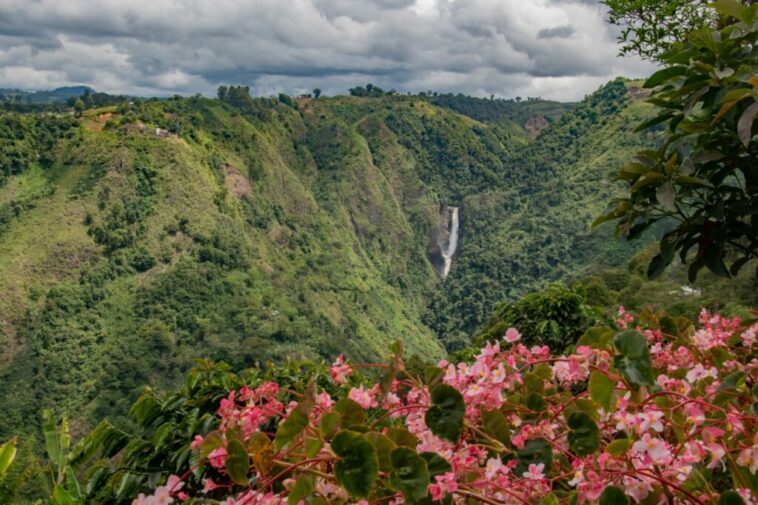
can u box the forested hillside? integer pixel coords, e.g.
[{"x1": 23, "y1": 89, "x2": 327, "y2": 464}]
[{"x1": 0, "y1": 78, "x2": 740, "y2": 441}]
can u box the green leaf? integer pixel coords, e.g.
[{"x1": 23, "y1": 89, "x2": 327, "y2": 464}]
[
  {"x1": 305, "y1": 434, "x2": 324, "y2": 458},
  {"x1": 320, "y1": 411, "x2": 341, "y2": 440},
  {"x1": 52, "y1": 484, "x2": 78, "y2": 505},
  {"x1": 225, "y1": 439, "x2": 250, "y2": 486},
  {"x1": 599, "y1": 486, "x2": 630, "y2": 505},
  {"x1": 387, "y1": 427, "x2": 420, "y2": 448},
  {"x1": 65, "y1": 466, "x2": 82, "y2": 500},
  {"x1": 0, "y1": 439, "x2": 17, "y2": 478},
  {"x1": 713, "y1": 0, "x2": 750, "y2": 23},
  {"x1": 420, "y1": 452, "x2": 452, "y2": 480},
  {"x1": 704, "y1": 243, "x2": 731, "y2": 278},
  {"x1": 613, "y1": 330, "x2": 654, "y2": 387},
  {"x1": 589, "y1": 371, "x2": 615, "y2": 411},
  {"x1": 288, "y1": 473, "x2": 316, "y2": 505},
  {"x1": 718, "y1": 371, "x2": 746, "y2": 392},
  {"x1": 389, "y1": 447, "x2": 431, "y2": 503},
  {"x1": 248, "y1": 432, "x2": 274, "y2": 478},
  {"x1": 577, "y1": 326, "x2": 614, "y2": 349},
  {"x1": 480, "y1": 409, "x2": 511, "y2": 446},
  {"x1": 332, "y1": 431, "x2": 379, "y2": 499},
  {"x1": 605, "y1": 438, "x2": 631, "y2": 457},
  {"x1": 424, "y1": 385, "x2": 465, "y2": 443},
  {"x1": 647, "y1": 254, "x2": 667, "y2": 280},
  {"x1": 274, "y1": 409, "x2": 309, "y2": 451},
  {"x1": 737, "y1": 101, "x2": 758, "y2": 148},
  {"x1": 42, "y1": 409, "x2": 63, "y2": 470},
  {"x1": 515, "y1": 438, "x2": 552, "y2": 478},
  {"x1": 567, "y1": 412, "x2": 600, "y2": 457},
  {"x1": 644, "y1": 66, "x2": 688, "y2": 88},
  {"x1": 526, "y1": 392, "x2": 548, "y2": 412},
  {"x1": 540, "y1": 494, "x2": 560, "y2": 505},
  {"x1": 681, "y1": 468, "x2": 709, "y2": 493},
  {"x1": 634, "y1": 112, "x2": 674, "y2": 132},
  {"x1": 719, "y1": 490, "x2": 747, "y2": 505},
  {"x1": 364, "y1": 432, "x2": 397, "y2": 472},
  {"x1": 423, "y1": 366, "x2": 445, "y2": 387},
  {"x1": 334, "y1": 399, "x2": 366, "y2": 429}
]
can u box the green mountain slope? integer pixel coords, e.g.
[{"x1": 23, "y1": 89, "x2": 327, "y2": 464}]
[
  {"x1": 0, "y1": 80, "x2": 657, "y2": 437},
  {"x1": 425, "y1": 79, "x2": 661, "y2": 346}
]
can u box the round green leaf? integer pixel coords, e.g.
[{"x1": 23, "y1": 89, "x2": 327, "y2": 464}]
[
  {"x1": 567, "y1": 412, "x2": 600, "y2": 457},
  {"x1": 389, "y1": 447, "x2": 431, "y2": 503},
  {"x1": 225, "y1": 439, "x2": 250, "y2": 486},
  {"x1": 334, "y1": 399, "x2": 367, "y2": 429},
  {"x1": 613, "y1": 330, "x2": 654, "y2": 387},
  {"x1": 387, "y1": 427, "x2": 420, "y2": 448},
  {"x1": 605, "y1": 438, "x2": 631, "y2": 457},
  {"x1": 480, "y1": 408, "x2": 511, "y2": 447},
  {"x1": 424, "y1": 385, "x2": 465, "y2": 443},
  {"x1": 515, "y1": 438, "x2": 552, "y2": 478},
  {"x1": 719, "y1": 490, "x2": 747, "y2": 505},
  {"x1": 332, "y1": 431, "x2": 379, "y2": 499},
  {"x1": 599, "y1": 485, "x2": 630, "y2": 505},
  {"x1": 589, "y1": 371, "x2": 615, "y2": 411},
  {"x1": 364, "y1": 432, "x2": 397, "y2": 472},
  {"x1": 420, "y1": 452, "x2": 452, "y2": 480}
]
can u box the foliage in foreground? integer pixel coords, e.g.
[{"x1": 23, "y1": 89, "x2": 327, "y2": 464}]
[
  {"x1": 19, "y1": 307, "x2": 754, "y2": 504},
  {"x1": 599, "y1": 0, "x2": 758, "y2": 281}
]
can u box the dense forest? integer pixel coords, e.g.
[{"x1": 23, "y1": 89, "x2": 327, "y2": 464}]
[
  {"x1": 1, "y1": 0, "x2": 757, "y2": 499},
  {"x1": 2, "y1": 77, "x2": 754, "y2": 450}
]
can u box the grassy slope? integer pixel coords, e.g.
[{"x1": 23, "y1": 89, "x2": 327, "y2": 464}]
[
  {"x1": 0, "y1": 81, "x2": 713, "y2": 438},
  {"x1": 0, "y1": 98, "x2": 454, "y2": 436}
]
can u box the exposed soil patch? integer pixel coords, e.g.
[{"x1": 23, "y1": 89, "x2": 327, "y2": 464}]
[
  {"x1": 223, "y1": 164, "x2": 252, "y2": 199},
  {"x1": 524, "y1": 115, "x2": 549, "y2": 139},
  {"x1": 627, "y1": 86, "x2": 652, "y2": 100}
]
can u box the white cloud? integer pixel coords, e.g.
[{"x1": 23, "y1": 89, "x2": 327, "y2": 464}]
[{"x1": 0, "y1": 0, "x2": 656, "y2": 100}]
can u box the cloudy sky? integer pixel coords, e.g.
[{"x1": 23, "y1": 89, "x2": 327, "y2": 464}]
[{"x1": 0, "y1": 0, "x2": 656, "y2": 101}]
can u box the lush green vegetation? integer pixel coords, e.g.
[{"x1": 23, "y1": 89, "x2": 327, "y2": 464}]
[
  {"x1": 599, "y1": 1, "x2": 758, "y2": 281},
  {"x1": 0, "y1": 74, "x2": 754, "y2": 501}
]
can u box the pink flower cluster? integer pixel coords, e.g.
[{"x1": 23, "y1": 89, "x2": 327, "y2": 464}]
[{"x1": 136, "y1": 310, "x2": 758, "y2": 505}]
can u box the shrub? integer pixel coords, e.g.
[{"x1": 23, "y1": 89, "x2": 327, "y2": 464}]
[{"x1": 58, "y1": 307, "x2": 758, "y2": 504}]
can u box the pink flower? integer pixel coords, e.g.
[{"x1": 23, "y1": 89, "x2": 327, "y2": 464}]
[
  {"x1": 202, "y1": 478, "x2": 220, "y2": 494},
  {"x1": 190, "y1": 435, "x2": 204, "y2": 450},
  {"x1": 522, "y1": 463, "x2": 545, "y2": 480},
  {"x1": 632, "y1": 434, "x2": 671, "y2": 465},
  {"x1": 428, "y1": 472, "x2": 457, "y2": 501},
  {"x1": 685, "y1": 364, "x2": 718, "y2": 383},
  {"x1": 330, "y1": 355, "x2": 353, "y2": 385},
  {"x1": 348, "y1": 385, "x2": 378, "y2": 409},
  {"x1": 208, "y1": 447, "x2": 228, "y2": 469},
  {"x1": 485, "y1": 457, "x2": 503, "y2": 479},
  {"x1": 504, "y1": 328, "x2": 521, "y2": 343},
  {"x1": 636, "y1": 410, "x2": 664, "y2": 434},
  {"x1": 737, "y1": 443, "x2": 758, "y2": 474}
]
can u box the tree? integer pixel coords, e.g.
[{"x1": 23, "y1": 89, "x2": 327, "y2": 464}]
[
  {"x1": 597, "y1": 1, "x2": 758, "y2": 281},
  {"x1": 217, "y1": 85, "x2": 228, "y2": 101},
  {"x1": 73, "y1": 99, "x2": 84, "y2": 117},
  {"x1": 313, "y1": 88, "x2": 321, "y2": 99}
]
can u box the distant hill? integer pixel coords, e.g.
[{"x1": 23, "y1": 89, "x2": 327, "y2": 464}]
[
  {"x1": 4, "y1": 78, "x2": 749, "y2": 442},
  {"x1": 0, "y1": 86, "x2": 95, "y2": 104}
]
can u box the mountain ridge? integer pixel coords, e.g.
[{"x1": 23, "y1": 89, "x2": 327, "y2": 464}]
[{"x1": 0, "y1": 79, "x2": 656, "y2": 437}]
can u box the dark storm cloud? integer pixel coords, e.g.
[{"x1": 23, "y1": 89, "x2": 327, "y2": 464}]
[{"x1": 0, "y1": 0, "x2": 654, "y2": 101}]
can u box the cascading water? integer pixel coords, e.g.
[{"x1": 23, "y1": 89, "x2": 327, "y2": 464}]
[{"x1": 438, "y1": 206, "x2": 459, "y2": 278}]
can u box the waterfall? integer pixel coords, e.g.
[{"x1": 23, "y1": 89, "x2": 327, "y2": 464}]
[{"x1": 439, "y1": 206, "x2": 459, "y2": 278}]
